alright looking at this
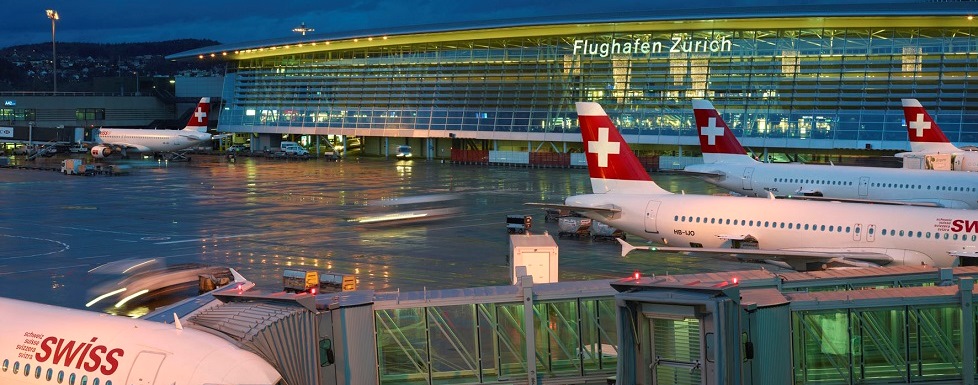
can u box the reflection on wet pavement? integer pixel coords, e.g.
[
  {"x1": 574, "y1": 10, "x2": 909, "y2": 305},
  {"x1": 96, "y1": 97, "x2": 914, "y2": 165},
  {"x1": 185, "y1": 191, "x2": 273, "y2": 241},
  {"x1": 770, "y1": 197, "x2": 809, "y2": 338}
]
[{"x1": 0, "y1": 155, "x2": 762, "y2": 310}]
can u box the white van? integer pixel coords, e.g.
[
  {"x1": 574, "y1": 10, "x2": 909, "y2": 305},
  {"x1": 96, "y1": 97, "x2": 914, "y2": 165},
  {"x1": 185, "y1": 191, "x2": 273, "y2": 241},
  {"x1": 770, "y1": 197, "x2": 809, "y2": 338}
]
[{"x1": 279, "y1": 141, "x2": 310, "y2": 156}]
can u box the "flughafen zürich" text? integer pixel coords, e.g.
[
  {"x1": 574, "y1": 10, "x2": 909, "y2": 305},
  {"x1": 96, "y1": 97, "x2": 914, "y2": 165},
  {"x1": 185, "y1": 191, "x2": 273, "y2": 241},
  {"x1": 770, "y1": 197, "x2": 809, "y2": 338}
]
[{"x1": 572, "y1": 36, "x2": 732, "y2": 58}]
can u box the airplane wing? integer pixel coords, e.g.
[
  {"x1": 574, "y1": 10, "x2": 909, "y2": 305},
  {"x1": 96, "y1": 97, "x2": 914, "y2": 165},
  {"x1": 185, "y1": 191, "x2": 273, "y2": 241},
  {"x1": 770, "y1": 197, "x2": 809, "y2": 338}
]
[
  {"x1": 657, "y1": 169, "x2": 727, "y2": 178},
  {"x1": 949, "y1": 249, "x2": 978, "y2": 258},
  {"x1": 102, "y1": 142, "x2": 153, "y2": 152},
  {"x1": 617, "y1": 238, "x2": 894, "y2": 269},
  {"x1": 140, "y1": 271, "x2": 255, "y2": 324},
  {"x1": 524, "y1": 202, "x2": 621, "y2": 215},
  {"x1": 778, "y1": 195, "x2": 942, "y2": 208}
]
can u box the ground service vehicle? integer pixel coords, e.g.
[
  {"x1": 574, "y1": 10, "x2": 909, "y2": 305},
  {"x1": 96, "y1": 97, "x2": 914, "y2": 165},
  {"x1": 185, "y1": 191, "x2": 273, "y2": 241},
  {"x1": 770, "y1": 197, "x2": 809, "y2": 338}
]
[
  {"x1": 506, "y1": 214, "x2": 532, "y2": 234},
  {"x1": 283, "y1": 269, "x2": 320, "y2": 293},
  {"x1": 279, "y1": 141, "x2": 310, "y2": 156},
  {"x1": 396, "y1": 145, "x2": 413, "y2": 158}
]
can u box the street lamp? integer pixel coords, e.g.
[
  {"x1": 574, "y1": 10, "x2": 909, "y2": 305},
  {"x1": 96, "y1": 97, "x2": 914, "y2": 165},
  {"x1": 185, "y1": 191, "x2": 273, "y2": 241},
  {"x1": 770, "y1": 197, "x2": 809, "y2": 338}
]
[{"x1": 46, "y1": 9, "x2": 59, "y2": 93}]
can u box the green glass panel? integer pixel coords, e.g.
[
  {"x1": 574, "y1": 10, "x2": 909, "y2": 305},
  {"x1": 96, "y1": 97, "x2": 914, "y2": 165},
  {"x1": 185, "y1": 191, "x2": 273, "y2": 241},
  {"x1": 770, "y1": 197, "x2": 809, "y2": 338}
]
[
  {"x1": 652, "y1": 317, "x2": 701, "y2": 385},
  {"x1": 909, "y1": 305, "x2": 961, "y2": 380},
  {"x1": 792, "y1": 310, "x2": 851, "y2": 384},
  {"x1": 495, "y1": 303, "x2": 528, "y2": 380},
  {"x1": 376, "y1": 308, "x2": 429, "y2": 385},
  {"x1": 428, "y1": 304, "x2": 480, "y2": 384}
]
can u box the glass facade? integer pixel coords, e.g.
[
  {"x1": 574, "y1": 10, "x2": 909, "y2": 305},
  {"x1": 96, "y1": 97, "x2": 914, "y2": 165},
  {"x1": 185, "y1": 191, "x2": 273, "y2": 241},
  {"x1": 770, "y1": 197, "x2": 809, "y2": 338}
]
[
  {"x1": 792, "y1": 305, "x2": 963, "y2": 384},
  {"x1": 373, "y1": 298, "x2": 617, "y2": 384},
  {"x1": 214, "y1": 15, "x2": 978, "y2": 151}
]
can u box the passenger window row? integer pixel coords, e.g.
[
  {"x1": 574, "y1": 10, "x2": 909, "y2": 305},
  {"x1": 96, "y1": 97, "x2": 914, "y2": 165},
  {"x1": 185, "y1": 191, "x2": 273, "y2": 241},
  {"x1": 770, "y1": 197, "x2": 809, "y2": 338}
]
[
  {"x1": 869, "y1": 182, "x2": 976, "y2": 192},
  {"x1": 774, "y1": 178, "x2": 853, "y2": 186},
  {"x1": 672, "y1": 215, "x2": 978, "y2": 242},
  {"x1": 1, "y1": 358, "x2": 110, "y2": 385},
  {"x1": 772, "y1": 178, "x2": 977, "y2": 192},
  {"x1": 675, "y1": 215, "x2": 853, "y2": 233},
  {"x1": 881, "y1": 229, "x2": 978, "y2": 242}
]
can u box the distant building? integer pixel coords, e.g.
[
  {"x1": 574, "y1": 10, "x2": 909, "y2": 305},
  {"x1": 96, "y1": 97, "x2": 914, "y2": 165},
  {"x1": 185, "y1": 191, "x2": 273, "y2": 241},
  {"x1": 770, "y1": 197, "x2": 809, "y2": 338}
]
[{"x1": 169, "y1": 3, "x2": 978, "y2": 159}]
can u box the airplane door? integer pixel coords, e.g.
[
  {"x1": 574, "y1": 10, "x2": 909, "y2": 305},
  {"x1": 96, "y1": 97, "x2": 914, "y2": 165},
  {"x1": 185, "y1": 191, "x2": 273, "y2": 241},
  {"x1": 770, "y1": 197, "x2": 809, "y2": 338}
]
[
  {"x1": 853, "y1": 224, "x2": 862, "y2": 241},
  {"x1": 742, "y1": 168, "x2": 755, "y2": 191},
  {"x1": 125, "y1": 351, "x2": 166, "y2": 385},
  {"x1": 645, "y1": 200, "x2": 661, "y2": 234},
  {"x1": 867, "y1": 224, "x2": 876, "y2": 242},
  {"x1": 858, "y1": 177, "x2": 869, "y2": 197}
]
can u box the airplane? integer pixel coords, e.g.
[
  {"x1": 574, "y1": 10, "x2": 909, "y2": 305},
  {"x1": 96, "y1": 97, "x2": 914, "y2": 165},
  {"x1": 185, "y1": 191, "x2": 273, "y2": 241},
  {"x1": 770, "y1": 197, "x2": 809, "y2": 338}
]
[
  {"x1": 682, "y1": 99, "x2": 978, "y2": 209},
  {"x1": 0, "y1": 272, "x2": 283, "y2": 385},
  {"x1": 90, "y1": 97, "x2": 217, "y2": 161},
  {"x1": 901, "y1": 98, "x2": 978, "y2": 171},
  {"x1": 532, "y1": 101, "x2": 978, "y2": 271}
]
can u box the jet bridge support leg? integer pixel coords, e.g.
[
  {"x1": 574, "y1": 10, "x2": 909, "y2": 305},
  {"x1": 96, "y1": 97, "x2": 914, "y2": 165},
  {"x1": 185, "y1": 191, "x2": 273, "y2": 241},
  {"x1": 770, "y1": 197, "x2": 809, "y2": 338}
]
[
  {"x1": 522, "y1": 276, "x2": 538, "y2": 384},
  {"x1": 962, "y1": 277, "x2": 975, "y2": 385}
]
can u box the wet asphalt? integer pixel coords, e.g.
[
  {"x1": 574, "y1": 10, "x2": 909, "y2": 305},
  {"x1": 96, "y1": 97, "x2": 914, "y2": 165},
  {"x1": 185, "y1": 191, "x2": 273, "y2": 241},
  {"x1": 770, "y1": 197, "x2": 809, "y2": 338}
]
[{"x1": 0, "y1": 154, "x2": 759, "y2": 313}]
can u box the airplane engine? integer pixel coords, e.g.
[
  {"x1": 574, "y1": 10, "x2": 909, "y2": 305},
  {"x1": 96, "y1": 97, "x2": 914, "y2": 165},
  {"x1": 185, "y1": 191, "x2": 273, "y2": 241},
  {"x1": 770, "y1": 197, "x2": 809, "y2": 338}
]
[{"x1": 90, "y1": 145, "x2": 112, "y2": 158}]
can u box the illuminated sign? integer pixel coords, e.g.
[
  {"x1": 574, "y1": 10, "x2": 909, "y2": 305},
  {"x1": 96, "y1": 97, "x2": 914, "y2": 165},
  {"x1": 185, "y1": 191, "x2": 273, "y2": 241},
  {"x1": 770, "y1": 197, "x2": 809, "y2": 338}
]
[
  {"x1": 0, "y1": 127, "x2": 12, "y2": 138},
  {"x1": 572, "y1": 36, "x2": 732, "y2": 58},
  {"x1": 3, "y1": 100, "x2": 14, "y2": 106}
]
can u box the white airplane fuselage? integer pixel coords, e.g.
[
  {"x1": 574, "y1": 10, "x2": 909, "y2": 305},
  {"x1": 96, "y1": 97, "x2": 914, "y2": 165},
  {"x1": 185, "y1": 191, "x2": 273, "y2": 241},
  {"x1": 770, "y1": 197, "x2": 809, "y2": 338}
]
[
  {"x1": 95, "y1": 128, "x2": 212, "y2": 153},
  {"x1": 684, "y1": 161, "x2": 978, "y2": 209},
  {"x1": 567, "y1": 190, "x2": 977, "y2": 269},
  {"x1": 0, "y1": 297, "x2": 281, "y2": 385}
]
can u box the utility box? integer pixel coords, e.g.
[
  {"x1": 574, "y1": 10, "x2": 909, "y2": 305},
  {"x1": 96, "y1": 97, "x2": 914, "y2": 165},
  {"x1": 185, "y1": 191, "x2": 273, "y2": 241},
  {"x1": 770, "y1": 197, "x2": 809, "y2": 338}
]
[
  {"x1": 509, "y1": 233, "x2": 558, "y2": 284},
  {"x1": 903, "y1": 153, "x2": 952, "y2": 170},
  {"x1": 61, "y1": 159, "x2": 85, "y2": 175}
]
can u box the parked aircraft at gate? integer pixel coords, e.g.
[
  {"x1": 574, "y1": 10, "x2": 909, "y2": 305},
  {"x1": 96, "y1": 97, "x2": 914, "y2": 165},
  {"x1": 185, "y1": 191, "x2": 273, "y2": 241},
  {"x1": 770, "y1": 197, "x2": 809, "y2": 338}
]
[
  {"x1": 682, "y1": 99, "x2": 978, "y2": 209},
  {"x1": 901, "y1": 98, "x2": 978, "y2": 171},
  {"x1": 90, "y1": 97, "x2": 216, "y2": 160},
  {"x1": 535, "y1": 102, "x2": 978, "y2": 271},
  {"x1": 0, "y1": 279, "x2": 282, "y2": 385}
]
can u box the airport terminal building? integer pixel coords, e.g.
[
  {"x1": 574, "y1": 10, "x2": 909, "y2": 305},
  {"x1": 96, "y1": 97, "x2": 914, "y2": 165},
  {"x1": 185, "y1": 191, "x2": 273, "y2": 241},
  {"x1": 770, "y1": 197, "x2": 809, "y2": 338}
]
[{"x1": 170, "y1": 2, "x2": 978, "y2": 161}]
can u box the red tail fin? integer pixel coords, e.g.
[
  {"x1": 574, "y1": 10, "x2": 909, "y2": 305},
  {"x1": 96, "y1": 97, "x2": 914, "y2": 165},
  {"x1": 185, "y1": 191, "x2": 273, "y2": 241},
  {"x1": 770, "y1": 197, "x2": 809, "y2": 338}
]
[
  {"x1": 692, "y1": 100, "x2": 747, "y2": 155},
  {"x1": 576, "y1": 102, "x2": 650, "y2": 182},
  {"x1": 902, "y1": 99, "x2": 950, "y2": 144},
  {"x1": 184, "y1": 97, "x2": 211, "y2": 132}
]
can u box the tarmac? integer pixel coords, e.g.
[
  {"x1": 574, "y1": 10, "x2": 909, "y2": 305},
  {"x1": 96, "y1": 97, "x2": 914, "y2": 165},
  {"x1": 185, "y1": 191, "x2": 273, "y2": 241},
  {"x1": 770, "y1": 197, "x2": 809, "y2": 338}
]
[{"x1": 0, "y1": 154, "x2": 763, "y2": 316}]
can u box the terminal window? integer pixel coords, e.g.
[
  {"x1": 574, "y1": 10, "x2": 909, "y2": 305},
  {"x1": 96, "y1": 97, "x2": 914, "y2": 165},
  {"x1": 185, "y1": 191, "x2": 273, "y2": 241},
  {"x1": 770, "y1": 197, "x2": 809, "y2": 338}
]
[
  {"x1": 0, "y1": 108, "x2": 35, "y2": 121},
  {"x1": 75, "y1": 108, "x2": 105, "y2": 121}
]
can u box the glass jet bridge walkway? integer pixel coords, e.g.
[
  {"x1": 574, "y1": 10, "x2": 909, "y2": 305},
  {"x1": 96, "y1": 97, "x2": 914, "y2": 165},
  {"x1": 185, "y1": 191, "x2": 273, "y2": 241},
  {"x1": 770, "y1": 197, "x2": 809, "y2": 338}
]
[{"x1": 152, "y1": 265, "x2": 978, "y2": 385}]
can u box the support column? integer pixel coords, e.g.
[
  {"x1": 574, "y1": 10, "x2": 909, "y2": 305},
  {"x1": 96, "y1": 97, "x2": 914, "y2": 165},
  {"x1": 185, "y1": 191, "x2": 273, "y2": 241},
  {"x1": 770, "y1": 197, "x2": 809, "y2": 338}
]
[
  {"x1": 961, "y1": 276, "x2": 975, "y2": 385},
  {"x1": 521, "y1": 276, "x2": 537, "y2": 384}
]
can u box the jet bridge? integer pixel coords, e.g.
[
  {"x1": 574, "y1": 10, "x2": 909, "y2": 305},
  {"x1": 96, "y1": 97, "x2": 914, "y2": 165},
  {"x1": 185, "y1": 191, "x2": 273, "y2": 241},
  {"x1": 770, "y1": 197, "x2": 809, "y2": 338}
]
[
  {"x1": 159, "y1": 278, "x2": 618, "y2": 385},
  {"x1": 612, "y1": 266, "x2": 978, "y2": 385}
]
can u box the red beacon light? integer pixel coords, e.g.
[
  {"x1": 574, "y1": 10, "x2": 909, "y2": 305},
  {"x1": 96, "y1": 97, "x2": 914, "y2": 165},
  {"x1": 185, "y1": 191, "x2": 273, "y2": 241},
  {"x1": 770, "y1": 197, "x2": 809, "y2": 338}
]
[
  {"x1": 632, "y1": 271, "x2": 641, "y2": 280},
  {"x1": 310, "y1": 287, "x2": 318, "y2": 295},
  {"x1": 732, "y1": 277, "x2": 739, "y2": 285}
]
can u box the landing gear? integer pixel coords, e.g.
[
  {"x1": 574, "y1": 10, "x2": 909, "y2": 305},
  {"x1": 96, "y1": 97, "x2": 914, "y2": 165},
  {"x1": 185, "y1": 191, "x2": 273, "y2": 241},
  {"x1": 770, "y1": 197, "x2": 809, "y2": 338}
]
[{"x1": 159, "y1": 151, "x2": 191, "y2": 162}]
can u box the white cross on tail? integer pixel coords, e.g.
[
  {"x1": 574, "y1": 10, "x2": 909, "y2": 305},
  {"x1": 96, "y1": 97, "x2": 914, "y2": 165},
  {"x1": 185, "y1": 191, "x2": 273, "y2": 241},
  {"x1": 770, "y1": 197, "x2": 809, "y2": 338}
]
[
  {"x1": 700, "y1": 117, "x2": 724, "y2": 145},
  {"x1": 588, "y1": 127, "x2": 620, "y2": 168},
  {"x1": 909, "y1": 113, "x2": 931, "y2": 138}
]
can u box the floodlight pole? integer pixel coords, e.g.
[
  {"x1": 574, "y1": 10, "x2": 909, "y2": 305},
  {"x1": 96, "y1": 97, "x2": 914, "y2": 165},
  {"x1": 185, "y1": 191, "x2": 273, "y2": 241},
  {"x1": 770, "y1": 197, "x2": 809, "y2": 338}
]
[{"x1": 46, "y1": 10, "x2": 59, "y2": 94}]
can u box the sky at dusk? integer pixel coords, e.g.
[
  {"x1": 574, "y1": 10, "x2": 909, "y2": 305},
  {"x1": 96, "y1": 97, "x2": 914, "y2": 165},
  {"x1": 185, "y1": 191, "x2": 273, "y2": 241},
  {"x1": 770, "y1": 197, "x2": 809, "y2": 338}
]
[
  {"x1": 2, "y1": 0, "x2": 666, "y2": 49},
  {"x1": 4, "y1": 0, "x2": 916, "y2": 50}
]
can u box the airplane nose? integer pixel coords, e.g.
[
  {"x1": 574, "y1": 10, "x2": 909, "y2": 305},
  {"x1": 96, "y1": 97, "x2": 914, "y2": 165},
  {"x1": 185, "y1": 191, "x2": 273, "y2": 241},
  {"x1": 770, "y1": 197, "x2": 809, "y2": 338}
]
[{"x1": 193, "y1": 348, "x2": 282, "y2": 385}]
